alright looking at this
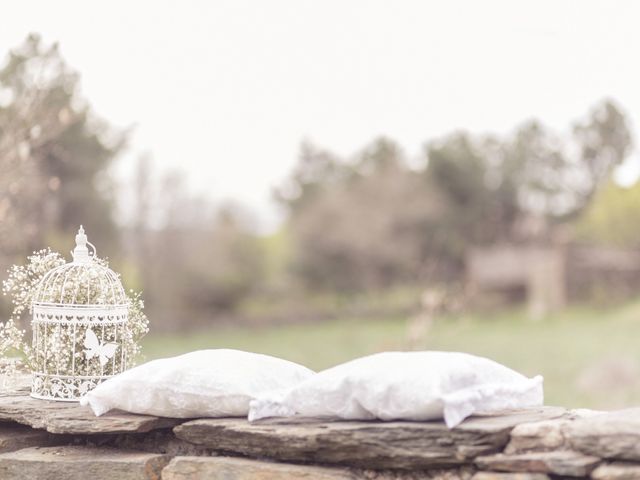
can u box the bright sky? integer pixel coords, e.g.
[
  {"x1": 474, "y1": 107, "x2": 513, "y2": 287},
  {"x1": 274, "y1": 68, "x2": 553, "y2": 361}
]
[{"x1": 2, "y1": 0, "x2": 640, "y2": 231}]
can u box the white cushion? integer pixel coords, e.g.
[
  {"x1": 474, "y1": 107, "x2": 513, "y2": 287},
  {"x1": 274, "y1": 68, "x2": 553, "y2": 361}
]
[
  {"x1": 80, "y1": 349, "x2": 314, "y2": 417},
  {"x1": 249, "y1": 351, "x2": 543, "y2": 428}
]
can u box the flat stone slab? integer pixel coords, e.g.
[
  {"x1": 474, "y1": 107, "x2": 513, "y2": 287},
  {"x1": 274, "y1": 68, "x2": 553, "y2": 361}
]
[
  {"x1": 472, "y1": 474, "x2": 550, "y2": 480},
  {"x1": 162, "y1": 456, "x2": 357, "y2": 480},
  {"x1": 0, "y1": 445, "x2": 169, "y2": 480},
  {"x1": 163, "y1": 458, "x2": 476, "y2": 480},
  {"x1": 591, "y1": 461, "x2": 640, "y2": 480},
  {"x1": 0, "y1": 393, "x2": 181, "y2": 434},
  {"x1": 564, "y1": 408, "x2": 640, "y2": 461},
  {"x1": 505, "y1": 409, "x2": 605, "y2": 454},
  {"x1": 504, "y1": 420, "x2": 568, "y2": 454},
  {"x1": 174, "y1": 407, "x2": 566, "y2": 470},
  {"x1": 475, "y1": 451, "x2": 601, "y2": 477}
]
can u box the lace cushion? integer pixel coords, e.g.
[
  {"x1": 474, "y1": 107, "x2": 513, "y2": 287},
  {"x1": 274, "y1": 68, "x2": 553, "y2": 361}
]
[{"x1": 80, "y1": 349, "x2": 314, "y2": 417}]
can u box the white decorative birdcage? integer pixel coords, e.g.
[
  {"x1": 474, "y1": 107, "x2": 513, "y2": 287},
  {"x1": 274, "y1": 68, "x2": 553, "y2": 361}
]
[{"x1": 30, "y1": 226, "x2": 128, "y2": 401}]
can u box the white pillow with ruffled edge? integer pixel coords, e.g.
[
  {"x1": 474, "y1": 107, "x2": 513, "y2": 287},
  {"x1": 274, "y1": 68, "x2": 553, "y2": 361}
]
[
  {"x1": 80, "y1": 349, "x2": 314, "y2": 418},
  {"x1": 249, "y1": 351, "x2": 543, "y2": 428}
]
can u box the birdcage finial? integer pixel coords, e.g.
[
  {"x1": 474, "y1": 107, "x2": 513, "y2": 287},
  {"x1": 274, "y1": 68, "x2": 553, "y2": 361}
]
[{"x1": 72, "y1": 225, "x2": 91, "y2": 263}]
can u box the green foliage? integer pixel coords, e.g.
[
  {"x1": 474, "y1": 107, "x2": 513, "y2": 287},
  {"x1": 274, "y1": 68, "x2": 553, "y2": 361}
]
[
  {"x1": 280, "y1": 137, "x2": 448, "y2": 291},
  {"x1": 0, "y1": 34, "x2": 125, "y2": 321},
  {"x1": 575, "y1": 181, "x2": 640, "y2": 248},
  {"x1": 0, "y1": 34, "x2": 124, "y2": 258},
  {"x1": 276, "y1": 100, "x2": 632, "y2": 294},
  {"x1": 139, "y1": 203, "x2": 267, "y2": 324},
  {"x1": 184, "y1": 209, "x2": 265, "y2": 312},
  {"x1": 426, "y1": 132, "x2": 519, "y2": 246},
  {"x1": 574, "y1": 100, "x2": 633, "y2": 195},
  {"x1": 274, "y1": 140, "x2": 353, "y2": 214},
  {"x1": 427, "y1": 100, "x2": 632, "y2": 243}
]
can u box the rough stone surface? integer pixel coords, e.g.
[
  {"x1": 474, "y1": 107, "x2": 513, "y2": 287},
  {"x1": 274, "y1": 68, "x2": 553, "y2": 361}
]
[
  {"x1": 111, "y1": 429, "x2": 215, "y2": 456},
  {"x1": 162, "y1": 456, "x2": 358, "y2": 479},
  {"x1": 505, "y1": 409, "x2": 605, "y2": 454},
  {"x1": 174, "y1": 407, "x2": 566, "y2": 470},
  {"x1": 366, "y1": 469, "x2": 474, "y2": 480},
  {"x1": 475, "y1": 451, "x2": 600, "y2": 477},
  {"x1": 0, "y1": 394, "x2": 181, "y2": 434},
  {"x1": 163, "y1": 457, "x2": 476, "y2": 480},
  {"x1": 0, "y1": 422, "x2": 68, "y2": 453},
  {"x1": 564, "y1": 408, "x2": 640, "y2": 461},
  {"x1": 0, "y1": 445, "x2": 169, "y2": 480},
  {"x1": 591, "y1": 461, "x2": 640, "y2": 480},
  {"x1": 471, "y1": 474, "x2": 549, "y2": 480},
  {"x1": 504, "y1": 420, "x2": 567, "y2": 453}
]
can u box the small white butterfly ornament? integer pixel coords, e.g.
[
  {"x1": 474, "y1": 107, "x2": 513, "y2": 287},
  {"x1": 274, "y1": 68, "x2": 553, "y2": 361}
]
[{"x1": 84, "y1": 329, "x2": 118, "y2": 366}]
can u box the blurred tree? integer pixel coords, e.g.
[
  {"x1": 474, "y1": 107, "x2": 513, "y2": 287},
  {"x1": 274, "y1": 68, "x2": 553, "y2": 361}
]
[
  {"x1": 134, "y1": 168, "x2": 265, "y2": 328},
  {"x1": 507, "y1": 100, "x2": 631, "y2": 222},
  {"x1": 0, "y1": 34, "x2": 124, "y2": 260},
  {"x1": 280, "y1": 137, "x2": 448, "y2": 291},
  {"x1": 182, "y1": 205, "x2": 265, "y2": 312},
  {"x1": 574, "y1": 181, "x2": 640, "y2": 248},
  {"x1": 426, "y1": 132, "x2": 520, "y2": 246},
  {"x1": 274, "y1": 140, "x2": 353, "y2": 215},
  {"x1": 426, "y1": 99, "x2": 633, "y2": 245},
  {"x1": 571, "y1": 99, "x2": 633, "y2": 212},
  {"x1": 507, "y1": 121, "x2": 570, "y2": 218},
  {"x1": 280, "y1": 100, "x2": 632, "y2": 293}
]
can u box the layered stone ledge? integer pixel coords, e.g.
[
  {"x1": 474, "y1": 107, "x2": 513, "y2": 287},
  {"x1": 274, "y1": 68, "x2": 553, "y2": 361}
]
[{"x1": 1, "y1": 375, "x2": 640, "y2": 479}]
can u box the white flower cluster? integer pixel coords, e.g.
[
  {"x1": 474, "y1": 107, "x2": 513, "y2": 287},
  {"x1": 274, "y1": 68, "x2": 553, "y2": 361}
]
[{"x1": 1, "y1": 249, "x2": 149, "y2": 379}]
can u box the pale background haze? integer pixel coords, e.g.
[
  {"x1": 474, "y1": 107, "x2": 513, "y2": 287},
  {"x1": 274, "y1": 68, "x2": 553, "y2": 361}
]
[{"x1": 2, "y1": 0, "x2": 639, "y2": 230}]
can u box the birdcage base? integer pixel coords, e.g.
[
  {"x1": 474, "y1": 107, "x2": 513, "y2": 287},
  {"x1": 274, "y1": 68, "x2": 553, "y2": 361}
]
[
  {"x1": 31, "y1": 373, "x2": 112, "y2": 402},
  {"x1": 30, "y1": 392, "x2": 80, "y2": 402}
]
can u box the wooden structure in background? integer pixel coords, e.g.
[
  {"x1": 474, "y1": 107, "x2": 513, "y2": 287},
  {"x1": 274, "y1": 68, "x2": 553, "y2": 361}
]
[
  {"x1": 467, "y1": 243, "x2": 640, "y2": 318},
  {"x1": 466, "y1": 245, "x2": 566, "y2": 319}
]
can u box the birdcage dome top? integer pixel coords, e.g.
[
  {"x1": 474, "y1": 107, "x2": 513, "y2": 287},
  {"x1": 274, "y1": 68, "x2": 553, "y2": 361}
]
[{"x1": 33, "y1": 226, "x2": 127, "y2": 307}]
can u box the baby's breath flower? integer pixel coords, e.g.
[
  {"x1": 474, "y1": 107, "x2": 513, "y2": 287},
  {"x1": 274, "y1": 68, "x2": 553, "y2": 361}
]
[{"x1": 0, "y1": 249, "x2": 148, "y2": 378}]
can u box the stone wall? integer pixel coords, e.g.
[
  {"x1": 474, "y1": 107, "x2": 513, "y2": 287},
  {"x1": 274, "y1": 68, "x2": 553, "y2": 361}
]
[{"x1": 0, "y1": 377, "x2": 639, "y2": 479}]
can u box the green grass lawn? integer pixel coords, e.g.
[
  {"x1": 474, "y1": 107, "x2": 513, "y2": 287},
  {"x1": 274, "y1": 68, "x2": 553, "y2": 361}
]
[{"x1": 142, "y1": 300, "x2": 640, "y2": 410}]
